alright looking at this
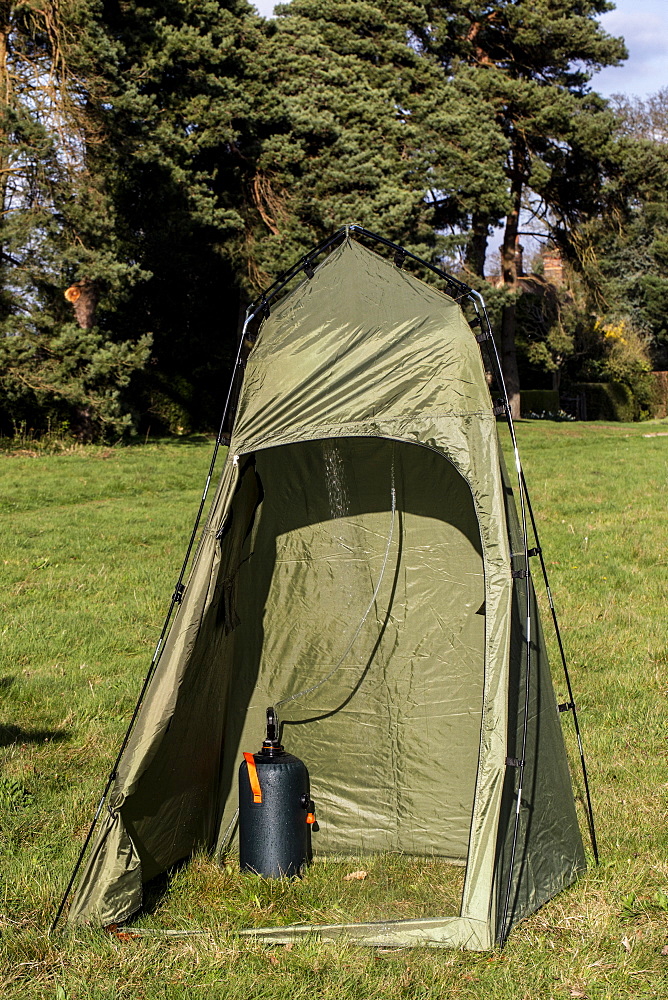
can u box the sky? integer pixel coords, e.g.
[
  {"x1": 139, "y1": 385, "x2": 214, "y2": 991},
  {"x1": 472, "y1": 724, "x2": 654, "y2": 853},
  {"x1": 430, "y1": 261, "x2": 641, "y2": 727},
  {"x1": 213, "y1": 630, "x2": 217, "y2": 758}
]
[
  {"x1": 596, "y1": 0, "x2": 668, "y2": 97},
  {"x1": 251, "y1": 1, "x2": 668, "y2": 99}
]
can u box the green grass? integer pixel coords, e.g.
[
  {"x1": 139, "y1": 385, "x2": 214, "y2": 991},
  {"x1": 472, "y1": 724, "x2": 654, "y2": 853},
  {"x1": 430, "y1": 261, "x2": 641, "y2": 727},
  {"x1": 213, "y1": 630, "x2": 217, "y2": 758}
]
[
  {"x1": 1, "y1": 422, "x2": 668, "y2": 998},
  {"x1": 137, "y1": 852, "x2": 465, "y2": 933}
]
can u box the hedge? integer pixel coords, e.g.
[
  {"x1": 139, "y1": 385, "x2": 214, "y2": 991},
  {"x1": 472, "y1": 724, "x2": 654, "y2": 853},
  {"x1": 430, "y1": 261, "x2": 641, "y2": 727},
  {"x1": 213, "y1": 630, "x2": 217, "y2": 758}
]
[
  {"x1": 571, "y1": 382, "x2": 635, "y2": 421},
  {"x1": 519, "y1": 389, "x2": 560, "y2": 416},
  {"x1": 650, "y1": 372, "x2": 668, "y2": 419}
]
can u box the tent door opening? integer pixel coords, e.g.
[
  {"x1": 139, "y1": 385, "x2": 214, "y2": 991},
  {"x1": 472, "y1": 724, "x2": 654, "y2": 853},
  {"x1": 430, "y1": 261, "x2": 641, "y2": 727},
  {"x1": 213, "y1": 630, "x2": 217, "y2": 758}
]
[{"x1": 215, "y1": 436, "x2": 485, "y2": 877}]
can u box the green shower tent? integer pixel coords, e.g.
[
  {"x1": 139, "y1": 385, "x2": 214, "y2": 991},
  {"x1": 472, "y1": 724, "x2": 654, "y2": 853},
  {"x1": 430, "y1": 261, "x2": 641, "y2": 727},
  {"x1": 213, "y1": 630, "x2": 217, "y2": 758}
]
[{"x1": 64, "y1": 231, "x2": 591, "y2": 949}]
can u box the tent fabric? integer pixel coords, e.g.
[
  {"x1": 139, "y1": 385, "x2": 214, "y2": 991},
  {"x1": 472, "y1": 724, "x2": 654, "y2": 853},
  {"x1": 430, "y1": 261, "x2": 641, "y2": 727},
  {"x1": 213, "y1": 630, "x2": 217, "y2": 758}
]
[
  {"x1": 68, "y1": 237, "x2": 585, "y2": 948},
  {"x1": 495, "y1": 451, "x2": 586, "y2": 935}
]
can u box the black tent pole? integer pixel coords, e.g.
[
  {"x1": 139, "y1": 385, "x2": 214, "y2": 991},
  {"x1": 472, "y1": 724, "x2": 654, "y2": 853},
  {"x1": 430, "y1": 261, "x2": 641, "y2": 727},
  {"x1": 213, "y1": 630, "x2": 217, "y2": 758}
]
[{"x1": 519, "y1": 471, "x2": 599, "y2": 864}]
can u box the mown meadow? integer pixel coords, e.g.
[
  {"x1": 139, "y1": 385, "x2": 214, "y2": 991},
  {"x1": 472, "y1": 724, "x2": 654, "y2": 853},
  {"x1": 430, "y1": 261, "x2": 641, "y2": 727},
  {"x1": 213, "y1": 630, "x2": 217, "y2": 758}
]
[{"x1": 1, "y1": 421, "x2": 667, "y2": 998}]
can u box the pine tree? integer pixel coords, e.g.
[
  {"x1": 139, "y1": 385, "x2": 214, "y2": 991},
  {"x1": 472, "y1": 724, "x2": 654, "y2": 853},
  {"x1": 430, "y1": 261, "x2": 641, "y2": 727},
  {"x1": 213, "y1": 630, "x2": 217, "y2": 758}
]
[
  {"x1": 240, "y1": 0, "x2": 509, "y2": 286},
  {"x1": 0, "y1": 1, "x2": 152, "y2": 438},
  {"x1": 84, "y1": 0, "x2": 507, "y2": 427},
  {"x1": 418, "y1": 1, "x2": 627, "y2": 414},
  {"x1": 51, "y1": 0, "x2": 265, "y2": 432}
]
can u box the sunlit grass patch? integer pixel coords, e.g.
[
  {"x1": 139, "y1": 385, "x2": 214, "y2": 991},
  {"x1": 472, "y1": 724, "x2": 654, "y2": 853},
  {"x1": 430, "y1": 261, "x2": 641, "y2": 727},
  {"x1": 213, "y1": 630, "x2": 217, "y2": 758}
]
[{"x1": 1, "y1": 423, "x2": 668, "y2": 998}]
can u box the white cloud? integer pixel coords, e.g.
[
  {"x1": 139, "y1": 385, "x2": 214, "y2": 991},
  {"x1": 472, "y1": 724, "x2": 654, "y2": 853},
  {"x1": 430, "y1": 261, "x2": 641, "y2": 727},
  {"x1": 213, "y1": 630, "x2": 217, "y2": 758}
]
[
  {"x1": 252, "y1": 0, "x2": 278, "y2": 16},
  {"x1": 595, "y1": 5, "x2": 668, "y2": 97},
  {"x1": 601, "y1": 7, "x2": 667, "y2": 61}
]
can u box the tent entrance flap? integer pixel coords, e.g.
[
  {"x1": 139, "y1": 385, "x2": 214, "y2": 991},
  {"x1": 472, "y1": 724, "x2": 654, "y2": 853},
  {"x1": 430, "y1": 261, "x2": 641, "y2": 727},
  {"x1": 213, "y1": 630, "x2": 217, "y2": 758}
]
[{"x1": 215, "y1": 437, "x2": 485, "y2": 863}]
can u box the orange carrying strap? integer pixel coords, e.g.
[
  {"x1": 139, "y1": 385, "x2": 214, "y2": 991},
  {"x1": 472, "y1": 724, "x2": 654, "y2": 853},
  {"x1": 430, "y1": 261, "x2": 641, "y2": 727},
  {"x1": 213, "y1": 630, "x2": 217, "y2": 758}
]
[{"x1": 243, "y1": 752, "x2": 262, "y2": 804}]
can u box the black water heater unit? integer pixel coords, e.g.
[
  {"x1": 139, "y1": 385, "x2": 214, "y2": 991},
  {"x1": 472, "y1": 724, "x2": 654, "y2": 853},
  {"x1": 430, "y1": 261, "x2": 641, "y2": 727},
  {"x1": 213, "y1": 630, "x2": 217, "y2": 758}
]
[{"x1": 238, "y1": 708, "x2": 314, "y2": 877}]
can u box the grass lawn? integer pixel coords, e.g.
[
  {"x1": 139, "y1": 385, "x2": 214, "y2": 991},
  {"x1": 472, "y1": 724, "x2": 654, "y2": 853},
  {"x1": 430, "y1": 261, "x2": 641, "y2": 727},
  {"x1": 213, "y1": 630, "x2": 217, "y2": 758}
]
[{"x1": 0, "y1": 421, "x2": 667, "y2": 998}]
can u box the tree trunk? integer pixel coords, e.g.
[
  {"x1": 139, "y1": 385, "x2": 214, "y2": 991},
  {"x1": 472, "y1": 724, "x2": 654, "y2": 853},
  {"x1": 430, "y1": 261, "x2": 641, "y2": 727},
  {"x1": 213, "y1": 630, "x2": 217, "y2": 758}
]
[
  {"x1": 500, "y1": 161, "x2": 523, "y2": 420},
  {"x1": 465, "y1": 211, "x2": 489, "y2": 277},
  {"x1": 64, "y1": 279, "x2": 99, "y2": 328}
]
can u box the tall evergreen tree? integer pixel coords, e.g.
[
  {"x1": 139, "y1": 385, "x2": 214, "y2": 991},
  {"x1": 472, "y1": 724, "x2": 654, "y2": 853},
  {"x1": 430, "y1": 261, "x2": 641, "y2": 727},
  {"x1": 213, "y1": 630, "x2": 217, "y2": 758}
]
[
  {"x1": 240, "y1": 0, "x2": 509, "y2": 285},
  {"x1": 0, "y1": 1, "x2": 152, "y2": 438},
  {"x1": 54, "y1": 0, "x2": 265, "y2": 432},
  {"x1": 417, "y1": 1, "x2": 627, "y2": 414}
]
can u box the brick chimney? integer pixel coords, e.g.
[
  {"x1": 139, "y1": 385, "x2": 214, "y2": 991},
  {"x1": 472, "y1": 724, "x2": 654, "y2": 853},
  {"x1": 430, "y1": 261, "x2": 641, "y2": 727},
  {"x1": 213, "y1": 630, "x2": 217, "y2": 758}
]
[{"x1": 542, "y1": 251, "x2": 564, "y2": 285}]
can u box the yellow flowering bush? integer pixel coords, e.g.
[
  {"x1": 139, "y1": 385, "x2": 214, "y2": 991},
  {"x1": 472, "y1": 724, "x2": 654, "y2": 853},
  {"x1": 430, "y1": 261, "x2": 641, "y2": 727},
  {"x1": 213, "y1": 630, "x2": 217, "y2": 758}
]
[{"x1": 584, "y1": 317, "x2": 654, "y2": 416}]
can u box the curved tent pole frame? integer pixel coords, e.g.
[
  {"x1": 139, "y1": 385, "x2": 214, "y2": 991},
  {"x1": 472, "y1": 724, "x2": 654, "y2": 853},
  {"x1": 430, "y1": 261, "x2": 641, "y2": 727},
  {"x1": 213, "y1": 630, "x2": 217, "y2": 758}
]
[
  {"x1": 52, "y1": 225, "x2": 596, "y2": 941},
  {"x1": 241, "y1": 224, "x2": 470, "y2": 325},
  {"x1": 467, "y1": 292, "x2": 599, "y2": 941}
]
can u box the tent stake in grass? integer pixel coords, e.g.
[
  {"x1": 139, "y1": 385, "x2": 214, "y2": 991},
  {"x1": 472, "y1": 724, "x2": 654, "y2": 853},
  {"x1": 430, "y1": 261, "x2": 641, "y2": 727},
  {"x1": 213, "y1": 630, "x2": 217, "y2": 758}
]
[{"x1": 54, "y1": 226, "x2": 596, "y2": 948}]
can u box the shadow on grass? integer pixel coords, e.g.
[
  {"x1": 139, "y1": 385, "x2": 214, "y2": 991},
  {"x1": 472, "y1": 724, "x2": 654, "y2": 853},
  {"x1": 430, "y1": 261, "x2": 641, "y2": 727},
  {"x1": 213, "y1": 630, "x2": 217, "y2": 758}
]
[
  {"x1": 0, "y1": 724, "x2": 70, "y2": 747},
  {"x1": 165, "y1": 435, "x2": 214, "y2": 447},
  {"x1": 130, "y1": 434, "x2": 214, "y2": 449},
  {"x1": 131, "y1": 861, "x2": 190, "y2": 920}
]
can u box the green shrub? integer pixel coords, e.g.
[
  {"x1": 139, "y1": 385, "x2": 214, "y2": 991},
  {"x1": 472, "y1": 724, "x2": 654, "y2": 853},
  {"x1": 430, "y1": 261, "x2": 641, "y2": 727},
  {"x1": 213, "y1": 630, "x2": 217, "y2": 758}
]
[
  {"x1": 579, "y1": 318, "x2": 654, "y2": 418},
  {"x1": 572, "y1": 381, "x2": 635, "y2": 421},
  {"x1": 520, "y1": 389, "x2": 560, "y2": 416},
  {"x1": 649, "y1": 371, "x2": 668, "y2": 419}
]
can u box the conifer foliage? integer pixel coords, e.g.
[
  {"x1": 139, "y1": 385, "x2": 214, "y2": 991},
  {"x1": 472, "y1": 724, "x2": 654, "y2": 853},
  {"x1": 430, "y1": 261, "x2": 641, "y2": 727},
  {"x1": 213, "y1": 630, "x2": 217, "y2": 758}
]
[
  {"x1": 240, "y1": 0, "x2": 509, "y2": 284},
  {"x1": 417, "y1": 1, "x2": 627, "y2": 415},
  {"x1": 0, "y1": 1, "x2": 664, "y2": 436},
  {"x1": 72, "y1": 0, "x2": 265, "y2": 433},
  {"x1": 0, "y1": 2, "x2": 151, "y2": 438}
]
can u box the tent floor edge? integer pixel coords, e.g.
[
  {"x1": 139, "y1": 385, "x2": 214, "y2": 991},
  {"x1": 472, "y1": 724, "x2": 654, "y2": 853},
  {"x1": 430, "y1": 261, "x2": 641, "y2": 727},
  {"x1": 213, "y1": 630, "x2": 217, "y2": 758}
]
[{"x1": 237, "y1": 915, "x2": 493, "y2": 951}]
